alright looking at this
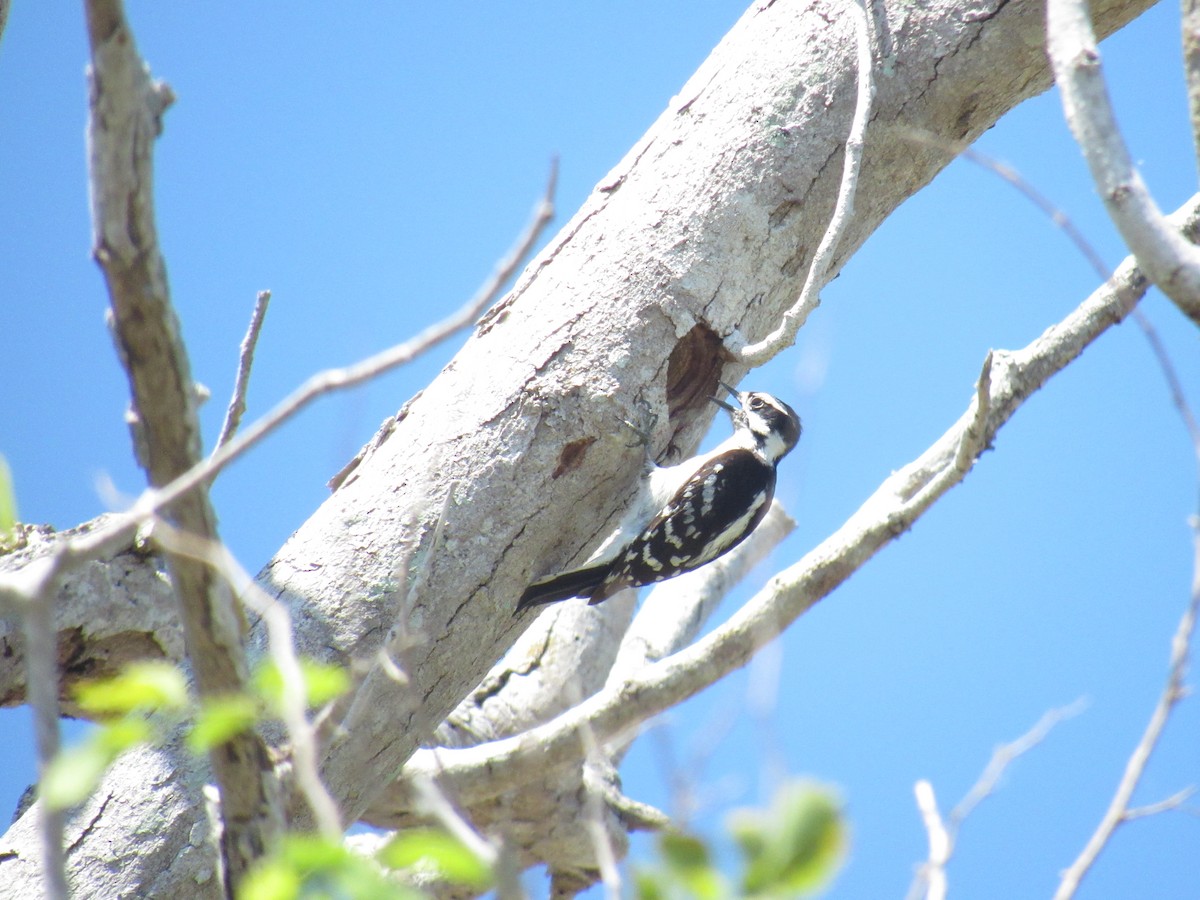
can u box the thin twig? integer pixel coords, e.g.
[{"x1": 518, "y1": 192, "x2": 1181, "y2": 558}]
[
  {"x1": 409, "y1": 767, "x2": 529, "y2": 900},
  {"x1": 950, "y1": 700, "x2": 1087, "y2": 827},
  {"x1": 149, "y1": 520, "x2": 343, "y2": 839},
  {"x1": 409, "y1": 774, "x2": 498, "y2": 868},
  {"x1": 908, "y1": 701, "x2": 1086, "y2": 900},
  {"x1": 214, "y1": 290, "x2": 271, "y2": 453},
  {"x1": 1053, "y1": 527, "x2": 1200, "y2": 900},
  {"x1": 963, "y1": 141, "x2": 1200, "y2": 506},
  {"x1": 20, "y1": 590, "x2": 69, "y2": 900},
  {"x1": 943, "y1": 21, "x2": 1200, "y2": 889},
  {"x1": 910, "y1": 129, "x2": 1200, "y2": 513},
  {"x1": 1046, "y1": 0, "x2": 1200, "y2": 326},
  {"x1": 962, "y1": 145, "x2": 1111, "y2": 279},
  {"x1": 737, "y1": 0, "x2": 875, "y2": 365},
  {"x1": 573, "y1": 715, "x2": 622, "y2": 900},
  {"x1": 1123, "y1": 786, "x2": 1196, "y2": 821},
  {"x1": 1129, "y1": 307, "x2": 1200, "y2": 510},
  {"x1": 153, "y1": 158, "x2": 555, "y2": 519},
  {"x1": 911, "y1": 780, "x2": 947, "y2": 900}
]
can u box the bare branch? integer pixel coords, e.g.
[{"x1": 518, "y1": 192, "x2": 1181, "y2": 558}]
[
  {"x1": 911, "y1": 781, "x2": 948, "y2": 900},
  {"x1": 950, "y1": 700, "x2": 1087, "y2": 826},
  {"x1": 84, "y1": 0, "x2": 280, "y2": 885},
  {"x1": 908, "y1": 132, "x2": 1200, "y2": 498},
  {"x1": 149, "y1": 521, "x2": 342, "y2": 840},
  {"x1": 1047, "y1": 0, "x2": 1200, "y2": 326},
  {"x1": 214, "y1": 290, "x2": 272, "y2": 453},
  {"x1": 1123, "y1": 786, "x2": 1196, "y2": 821},
  {"x1": 1053, "y1": 526, "x2": 1200, "y2": 900},
  {"x1": 736, "y1": 0, "x2": 875, "y2": 365},
  {"x1": 402, "y1": 194, "x2": 1200, "y2": 803},
  {"x1": 20, "y1": 593, "x2": 68, "y2": 899},
  {"x1": 4, "y1": 5, "x2": 1168, "y2": 892},
  {"x1": 909, "y1": 701, "x2": 1086, "y2": 900},
  {"x1": 1036, "y1": 20, "x2": 1200, "y2": 880},
  {"x1": 607, "y1": 501, "x2": 795, "y2": 689}
]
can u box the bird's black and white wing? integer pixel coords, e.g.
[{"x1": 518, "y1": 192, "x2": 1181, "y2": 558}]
[{"x1": 588, "y1": 450, "x2": 775, "y2": 604}]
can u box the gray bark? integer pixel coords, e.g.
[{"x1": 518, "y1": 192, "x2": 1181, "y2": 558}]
[
  {"x1": 0, "y1": 0, "x2": 1157, "y2": 895},
  {"x1": 0, "y1": 520, "x2": 181, "y2": 715}
]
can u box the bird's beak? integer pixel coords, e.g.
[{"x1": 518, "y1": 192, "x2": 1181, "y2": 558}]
[{"x1": 709, "y1": 380, "x2": 740, "y2": 413}]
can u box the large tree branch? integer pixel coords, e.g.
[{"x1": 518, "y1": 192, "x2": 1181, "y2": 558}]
[
  {"x1": 0, "y1": 1, "x2": 1161, "y2": 894},
  {"x1": 292, "y1": 0, "x2": 1160, "y2": 830},
  {"x1": 0, "y1": 519, "x2": 181, "y2": 714}
]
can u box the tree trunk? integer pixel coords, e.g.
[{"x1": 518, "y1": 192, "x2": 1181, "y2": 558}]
[{"x1": 0, "y1": 0, "x2": 1156, "y2": 895}]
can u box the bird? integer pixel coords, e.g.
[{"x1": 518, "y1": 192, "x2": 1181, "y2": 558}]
[{"x1": 516, "y1": 382, "x2": 801, "y2": 611}]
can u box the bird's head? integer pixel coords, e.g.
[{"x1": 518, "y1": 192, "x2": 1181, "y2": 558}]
[{"x1": 710, "y1": 382, "x2": 802, "y2": 462}]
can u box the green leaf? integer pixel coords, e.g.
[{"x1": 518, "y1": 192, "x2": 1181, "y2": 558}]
[
  {"x1": 660, "y1": 831, "x2": 710, "y2": 871},
  {"x1": 74, "y1": 661, "x2": 189, "y2": 717},
  {"x1": 253, "y1": 658, "x2": 350, "y2": 713},
  {"x1": 297, "y1": 660, "x2": 351, "y2": 706},
  {"x1": 633, "y1": 867, "x2": 668, "y2": 900},
  {"x1": 240, "y1": 835, "x2": 423, "y2": 900},
  {"x1": 658, "y1": 831, "x2": 725, "y2": 900},
  {"x1": 279, "y1": 833, "x2": 348, "y2": 870},
  {"x1": 188, "y1": 694, "x2": 260, "y2": 753},
  {"x1": 238, "y1": 859, "x2": 300, "y2": 900},
  {"x1": 378, "y1": 828, "x2": 492, "y2": 890},
  {"x1": 730, "y1": 781, "x2": 846, "y2": 897},
  {"x1": 41, "y1": 718, "x2": 152, "y2": 810},
  {"x1": 0, "y1": 455, "x2": 16, "y2": 538}
]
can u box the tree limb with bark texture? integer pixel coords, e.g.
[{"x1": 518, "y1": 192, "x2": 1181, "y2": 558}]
[{"x1": 0, "y1": 0, "x2": 1173, "y2": 897}]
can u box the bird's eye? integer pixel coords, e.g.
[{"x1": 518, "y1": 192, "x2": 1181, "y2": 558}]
[{"x1": 748, "y1": 396, "x2": 764, "y2": 410}]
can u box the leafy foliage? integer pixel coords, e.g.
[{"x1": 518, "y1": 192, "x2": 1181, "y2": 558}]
[
  {"x1": 41, "y1": 718, "x2": 153, "y2": 810},
  {"x1": 188, "y1": 693, "x2": 262, "y2": 753},
  {"x1": 729, "y1": 782, "x2": 846, "y2": 897},
  {"x1": 41, "y1": 656, "x2": 350, "y2": 810},
  {"x1": 240, "y1": 835, "x2": 423, "y2": 900},
  {"x1": 378, "y1": 828, "x2": 493, "y2": 890},
  {"x1": 636, "y1": 780, "x2": 846, "y2": 899},
  {"x1": 0, "y1": 454, "x2": 17, "y2": 551},
  {"x1": 239, "y1": 829, "x2": 493, "y2": 900},
  {"x1": 73, "y1": 660, "x2": 189, "y2": 717},
  {"x1": 254, "y1": 658, "x2": 352, "y2": 713}
]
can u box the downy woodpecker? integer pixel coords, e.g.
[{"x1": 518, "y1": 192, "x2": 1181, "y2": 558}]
[{"x1": 517, "y1": 383, "x2": 801, "y2": 611}]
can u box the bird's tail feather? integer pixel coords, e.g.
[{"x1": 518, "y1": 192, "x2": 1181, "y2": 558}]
[{"x1": 516, "y1": 563, "x2": 609, "y2": 613}]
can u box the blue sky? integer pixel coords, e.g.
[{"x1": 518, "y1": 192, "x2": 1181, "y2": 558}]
[{"x1": 1, "y1": 2, "x2": 1197, "y2": 898}]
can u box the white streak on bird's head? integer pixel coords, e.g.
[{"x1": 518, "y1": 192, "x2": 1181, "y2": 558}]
[{"x1": 711, "y1": 382, "x2": 802, "y2": 463}]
